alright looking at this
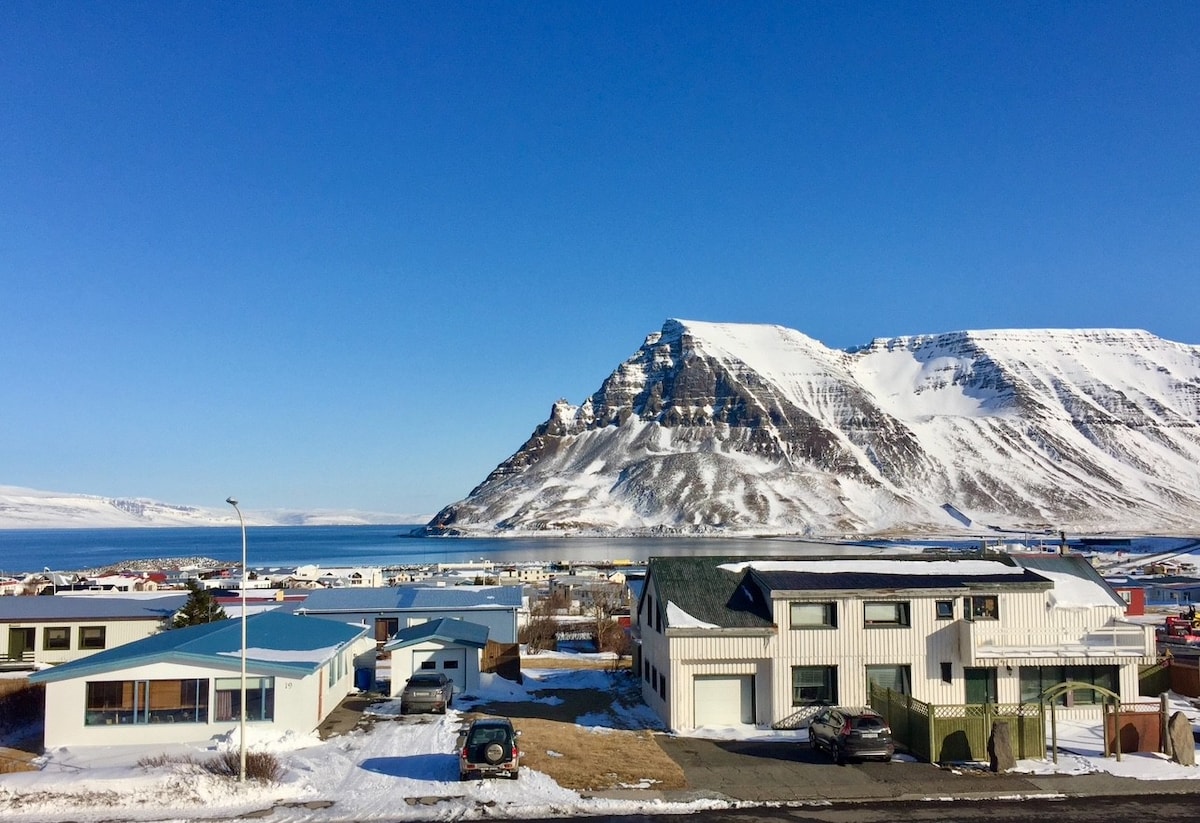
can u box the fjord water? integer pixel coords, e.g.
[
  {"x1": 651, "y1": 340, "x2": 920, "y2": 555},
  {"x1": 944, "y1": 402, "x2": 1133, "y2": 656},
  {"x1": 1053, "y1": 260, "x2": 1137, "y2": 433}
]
[{"x1": 0, "y1": 525, "x2": 822, "y2": 575}]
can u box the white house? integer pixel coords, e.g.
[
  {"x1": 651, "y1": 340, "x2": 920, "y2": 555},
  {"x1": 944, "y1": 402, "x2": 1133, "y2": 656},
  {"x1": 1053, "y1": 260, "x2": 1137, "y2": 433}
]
[
  {"x1": 382, "y1": 617, "x2": 490, "y2": 695},
  {"x1": 27, "y1": 611, "x2": 373, "y2": 749},
  {"x1": 635, "y1": 553, "x2": 1156, "y2": 732},
  {"x1": 1, "y1": 594, "x2": 187, "y2": 670}
]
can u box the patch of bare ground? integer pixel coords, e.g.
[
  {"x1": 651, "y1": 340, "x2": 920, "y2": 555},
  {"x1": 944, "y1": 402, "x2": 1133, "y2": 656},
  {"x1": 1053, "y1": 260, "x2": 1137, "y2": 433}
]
[
  {"x1": 464, "y1": 665, "x2": 685, "y2": 792},
  {"x1": 0, "y1": 746, "x2": 39, "y2": 774},
  {"x1": 521, "y1": 655, "x2": 631, "y2": 671}
]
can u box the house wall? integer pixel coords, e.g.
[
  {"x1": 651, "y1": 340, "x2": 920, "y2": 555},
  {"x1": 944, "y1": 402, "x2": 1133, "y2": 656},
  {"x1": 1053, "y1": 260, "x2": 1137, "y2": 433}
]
[
  {"x1": 2, "y1": 618, "x2": 167, "y2": 667},
  {"x1": 40, "y1": 637, "x2": 372, "y2": 749}
]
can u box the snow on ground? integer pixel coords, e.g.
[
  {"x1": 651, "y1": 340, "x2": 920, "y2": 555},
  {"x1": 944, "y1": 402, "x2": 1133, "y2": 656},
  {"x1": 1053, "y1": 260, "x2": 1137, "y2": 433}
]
[{"x1": 5, "y1": 667, "x2": 1200, "y2": 823}]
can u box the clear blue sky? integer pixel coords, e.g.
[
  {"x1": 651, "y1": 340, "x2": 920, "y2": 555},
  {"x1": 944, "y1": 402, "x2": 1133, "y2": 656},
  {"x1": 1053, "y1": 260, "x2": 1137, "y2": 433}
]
[{"x1": 3, "y1": 3, "x2": 1198, "y2": 517}]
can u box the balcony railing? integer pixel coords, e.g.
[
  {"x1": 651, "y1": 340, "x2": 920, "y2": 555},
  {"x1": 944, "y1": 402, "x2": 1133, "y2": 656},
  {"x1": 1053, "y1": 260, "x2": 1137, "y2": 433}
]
[{"x1": 961, "y1": 620, "x2": 1155, "y2": 663}]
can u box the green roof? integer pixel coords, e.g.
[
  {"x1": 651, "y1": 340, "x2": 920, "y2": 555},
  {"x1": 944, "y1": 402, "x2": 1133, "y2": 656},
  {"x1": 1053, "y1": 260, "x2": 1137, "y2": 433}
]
[{"x1": 645, "y1": 556, "x2": 774, "y2": 629}]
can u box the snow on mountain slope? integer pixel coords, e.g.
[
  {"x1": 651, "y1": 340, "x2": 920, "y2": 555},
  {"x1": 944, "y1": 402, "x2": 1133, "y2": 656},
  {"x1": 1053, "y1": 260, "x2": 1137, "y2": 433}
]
[
  {"x1": 0, "y1": 486, "x2": 412, "y2": 529},
  {"x1": 424, "y1": 320, "x2": 1200, "y2": 537}
]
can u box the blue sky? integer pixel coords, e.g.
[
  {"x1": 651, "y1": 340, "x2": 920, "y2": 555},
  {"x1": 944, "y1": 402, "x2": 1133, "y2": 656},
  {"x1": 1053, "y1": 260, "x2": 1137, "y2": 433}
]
[{"x1": 3, "y1": 3, "x2": 1198, "y2": 517}]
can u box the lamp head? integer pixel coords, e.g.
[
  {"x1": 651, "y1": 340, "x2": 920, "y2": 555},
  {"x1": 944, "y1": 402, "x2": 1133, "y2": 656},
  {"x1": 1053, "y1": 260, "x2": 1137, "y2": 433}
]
[{"x1": 226, "y1": 497, "x2": 239, "y2": 507}]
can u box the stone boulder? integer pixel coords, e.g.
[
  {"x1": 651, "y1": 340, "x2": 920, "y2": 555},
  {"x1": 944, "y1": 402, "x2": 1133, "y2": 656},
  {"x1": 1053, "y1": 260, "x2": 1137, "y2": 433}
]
[
  {"x1": 988, "y1": 721, "x2": 1016, "y2": 772},
  {"x1": 1168, "y1": 711, "x2": 1195, "y2": 766}
]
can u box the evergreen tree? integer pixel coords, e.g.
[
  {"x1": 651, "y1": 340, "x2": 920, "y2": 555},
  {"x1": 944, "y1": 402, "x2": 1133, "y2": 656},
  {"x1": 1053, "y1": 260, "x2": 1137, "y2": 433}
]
[{"x1": 172, "y1": 579, "x2": 228, "y2": 628}]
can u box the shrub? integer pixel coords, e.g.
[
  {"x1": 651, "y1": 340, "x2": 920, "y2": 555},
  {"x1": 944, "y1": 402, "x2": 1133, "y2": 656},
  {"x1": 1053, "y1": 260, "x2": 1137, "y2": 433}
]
[{"x1": 206, "y1": 750, "x2": 283, "y2": 783}]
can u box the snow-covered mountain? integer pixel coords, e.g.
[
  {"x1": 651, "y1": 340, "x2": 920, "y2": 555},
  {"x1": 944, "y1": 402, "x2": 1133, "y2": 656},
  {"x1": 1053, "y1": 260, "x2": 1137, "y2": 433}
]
[
  {"x1": 0, "y1": 486, "x2": 412, "y2": 529},
  {"x1": 424, "y1": 319, "x2": 1200, "y2": 537}
]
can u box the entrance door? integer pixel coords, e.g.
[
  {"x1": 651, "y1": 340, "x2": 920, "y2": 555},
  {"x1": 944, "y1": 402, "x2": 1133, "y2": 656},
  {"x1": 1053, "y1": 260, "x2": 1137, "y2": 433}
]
[
  {"x1": 7, "y1": 627, "x2": 35, "y2": 661},
  {"x1": 965, "y1": 667, "x2": 998, "y2": 704},
  {"x1": 693, "y1": 675, "x2": 754, "y2": 726}
]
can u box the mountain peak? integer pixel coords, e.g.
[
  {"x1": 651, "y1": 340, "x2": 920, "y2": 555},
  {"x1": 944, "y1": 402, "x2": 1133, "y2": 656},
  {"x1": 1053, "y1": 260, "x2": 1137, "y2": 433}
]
[{"x1": 424, "y1": 321, "x2": 1200, "y2": 537}]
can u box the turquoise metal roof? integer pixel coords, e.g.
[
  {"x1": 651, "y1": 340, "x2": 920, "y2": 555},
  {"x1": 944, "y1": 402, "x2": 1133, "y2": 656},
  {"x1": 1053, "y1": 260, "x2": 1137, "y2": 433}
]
[
  {"x1": 28, "y1": 611, "x2": 368, "y2": 684},
  {"x1": 285, "y1": 586, "x2": 522, "y2": 613},
  {"x1": 0, "y1": 594, "x2": 187, "y2": 622},
  {"x1": 382, "y1": 617, "x2": 490, "y2": 651}
]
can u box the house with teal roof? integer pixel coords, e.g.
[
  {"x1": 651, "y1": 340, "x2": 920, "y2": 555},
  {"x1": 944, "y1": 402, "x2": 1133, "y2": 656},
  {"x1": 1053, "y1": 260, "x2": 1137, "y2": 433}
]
[
  {"x1": 382, "y1": 616, "x2": 490, "y2": 696},
  {"x1": 27, "y1": 611, "x2": 373, "y2": 749}
]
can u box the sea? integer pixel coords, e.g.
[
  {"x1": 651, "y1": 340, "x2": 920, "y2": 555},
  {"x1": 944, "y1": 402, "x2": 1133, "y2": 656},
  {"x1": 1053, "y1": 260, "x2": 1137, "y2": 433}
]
[
  {"x1": 2, "y1": 526, "x2": 1190, "y2": 577},
  {"x1": 0, "y1": 525, "x2": 850, "y2": 575}
]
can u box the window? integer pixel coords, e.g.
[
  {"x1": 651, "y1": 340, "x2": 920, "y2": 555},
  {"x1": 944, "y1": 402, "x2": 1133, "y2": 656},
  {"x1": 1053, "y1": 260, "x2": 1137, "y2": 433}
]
[
  {"x1": 43, "y1": 627, "x2": 70, "y2": 651},
  {"x1": 790, "y1": 602, "x2": 837, "y2": 629},
  {"x1": 84, "y1": 679, "x2": 208, "y2": 725},
  {"x1": 864, "y1": 601, "x2": 910, "y2": 627},
  {"x1": 941, "y1": 662, "x2": 952, "y2": 683},
  {"x1": 791, "y1": 665, "x2": 837, "y2": 706},
  {"x1": 1019, "y1": 665, "x2": 1118, "y2": 706},
  {"x1": 420, "y1": 661, "x2": 437, "y2": 670},
  {"x1": 935, "y1": 600, "x2": 954, "y2": 620},
  {"x1": 967, "y1": 595, "x2": 999, "y2": 620},
  {"x1": 643, "y1": 659, "x2": 650, "y2": 682},
  {"x1": 865, "y1": 664, "x2": 911, "y2": 697},
  {"x1": 374, "y1": 617, "x2": 399, "y2": 643},
  {"x1": 443, "y1": 659, "x2": 459, "y2": 670},
  {"x1": 79, "y1": 626, "x2": 106, "y2": 650},
  {"x1": 658, "y1": 672, "x2": 666, "y2": 700},
  {"x1": 214, "y1": 677, "x2": 275, "y2": 721}
]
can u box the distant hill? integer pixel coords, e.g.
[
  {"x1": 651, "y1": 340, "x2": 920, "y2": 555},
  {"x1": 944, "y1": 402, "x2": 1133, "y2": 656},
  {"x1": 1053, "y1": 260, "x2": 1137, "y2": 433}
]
[
  {"x1": 423, "y1": 319, "x2": 1200, "y2": 537},
  {"x1": 0, "y1": 485, "x2": 415, "y2": 529}
]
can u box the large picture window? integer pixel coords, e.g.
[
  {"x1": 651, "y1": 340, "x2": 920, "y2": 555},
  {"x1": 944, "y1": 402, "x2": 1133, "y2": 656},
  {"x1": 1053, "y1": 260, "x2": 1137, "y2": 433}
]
[
  {"x1": 84, "y1": 679, "x2": 209, "y2": 725},
  {"x1": 967, "y1": 595, "x2": 999, "y2": 620},
  {"x1": 214, "y1": 677, "x2": 275, "y2": 722},
  {"x1": 1019, "y1": 665, "x2": 1118, "y2": 706},
  {"x1": 866, "y1": 664, "x2": 911, "y2": 697},
  {"x1": 789, "y1": 602, "x2": 837, "y2": 629},
  {"x1": 864, "y1": 601, "x2": 910, "y2": 627},
  {"x1": 791, "y1": 665, "x2": 837, "y2": 706}
]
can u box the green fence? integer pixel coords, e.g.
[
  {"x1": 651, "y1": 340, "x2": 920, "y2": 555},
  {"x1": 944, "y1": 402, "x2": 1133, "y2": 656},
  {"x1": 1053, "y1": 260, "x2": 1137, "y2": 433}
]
[
  {"x1": 1139, "y1": 659, "x2": 1171, "y2": 697},
  {"x1": 869, "y1": 685, "x2": 1045, "y2": 764}
]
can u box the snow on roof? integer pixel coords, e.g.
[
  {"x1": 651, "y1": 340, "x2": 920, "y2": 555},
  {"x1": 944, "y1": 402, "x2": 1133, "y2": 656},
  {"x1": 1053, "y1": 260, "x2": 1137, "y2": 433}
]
[
  {"x1": 1036, "y1": 568, "x2": 1123, "y2": 609},
  {"x1": 217, "y1": 645, "x2": 341, "y2": 664},
  {"x1": 718, "y1": 559, "x2": 1026, "y2": 576},
  {"x1": 666, "y1": 600, "x2": 719, "y2": 629}
]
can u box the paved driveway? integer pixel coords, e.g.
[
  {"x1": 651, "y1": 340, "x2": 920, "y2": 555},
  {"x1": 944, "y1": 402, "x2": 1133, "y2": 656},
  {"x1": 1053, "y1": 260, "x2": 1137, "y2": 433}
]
[{"x1": 654, "y1": 735, "x2": 1074, "y2": 803}]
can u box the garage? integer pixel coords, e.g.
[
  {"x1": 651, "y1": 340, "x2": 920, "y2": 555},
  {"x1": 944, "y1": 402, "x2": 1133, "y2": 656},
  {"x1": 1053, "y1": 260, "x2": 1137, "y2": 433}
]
[
  {"x1": 410, "y1": 647, "x2": 468, "y2": 692},
  {"x1": 693, "y1": 675, "x2": 754, "y2": 726}
]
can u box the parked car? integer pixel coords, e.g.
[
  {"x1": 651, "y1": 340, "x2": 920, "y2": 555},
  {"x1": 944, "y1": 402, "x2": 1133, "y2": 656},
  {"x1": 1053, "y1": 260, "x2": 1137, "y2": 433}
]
[
  {"x1": 459, "y1": 716, "x2": 521, "y2": 780},
  {"x1": 400, "y1": 672, "x2": 454, "y2": 714},
  {"x1": 807, "y1": 707, "x2": 894, "y2": 764}
]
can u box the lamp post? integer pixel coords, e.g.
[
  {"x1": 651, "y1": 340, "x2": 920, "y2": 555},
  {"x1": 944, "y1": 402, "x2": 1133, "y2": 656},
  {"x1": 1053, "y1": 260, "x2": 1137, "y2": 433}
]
[{"x1": 226, "y1": 497, "x2": 248, "y2": 784}]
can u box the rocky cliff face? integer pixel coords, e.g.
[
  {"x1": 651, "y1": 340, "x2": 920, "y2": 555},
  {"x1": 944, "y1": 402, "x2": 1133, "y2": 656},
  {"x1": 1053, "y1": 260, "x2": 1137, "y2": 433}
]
[{"x1": 424, "y1": 320, "x2": 1200, "y2": 536}]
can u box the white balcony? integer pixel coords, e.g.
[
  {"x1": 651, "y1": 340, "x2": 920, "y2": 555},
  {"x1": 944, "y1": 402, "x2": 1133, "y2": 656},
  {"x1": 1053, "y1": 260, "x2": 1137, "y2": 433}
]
[{"x1": 960, "y1": 620, "x2": 1155, "y2": 665}]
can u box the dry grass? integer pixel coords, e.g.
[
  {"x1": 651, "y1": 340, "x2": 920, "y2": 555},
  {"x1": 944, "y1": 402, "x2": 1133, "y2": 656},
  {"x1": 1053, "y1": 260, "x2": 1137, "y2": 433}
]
[
  {"x1": 464, "y1": 665, "x2": 686, "y2": 792},
  {"x1": 0, "y1": 747, "x2": 40, "y2": 774},
  {"x1": 520, "y1": 655, "x2": 631, "y2": 671},
  {"x1": 515, "y1": 718, "x2": 686, "y2": 791}
]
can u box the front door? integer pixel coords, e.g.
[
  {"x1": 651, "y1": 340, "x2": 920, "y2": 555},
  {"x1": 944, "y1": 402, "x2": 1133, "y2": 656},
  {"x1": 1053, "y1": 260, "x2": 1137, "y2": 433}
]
[
  {"x1": 965, "y1": 667, "x2": 998, "y2": 704},
  {"x1": 7, "y1": 627, "x2": 35, "y2": 661}
]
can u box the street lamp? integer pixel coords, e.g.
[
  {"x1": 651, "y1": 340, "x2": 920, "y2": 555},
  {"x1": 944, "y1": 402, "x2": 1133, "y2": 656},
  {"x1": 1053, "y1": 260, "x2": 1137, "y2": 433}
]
[{"x1": 226, "y1": 497, "x2": 248, "y2": 784}]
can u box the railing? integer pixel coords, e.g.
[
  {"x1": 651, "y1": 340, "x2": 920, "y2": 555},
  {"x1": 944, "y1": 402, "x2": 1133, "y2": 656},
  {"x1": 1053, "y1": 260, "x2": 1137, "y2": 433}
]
[{"x1": 962, "y1": 621, "x2": 1154, "y2": 662}]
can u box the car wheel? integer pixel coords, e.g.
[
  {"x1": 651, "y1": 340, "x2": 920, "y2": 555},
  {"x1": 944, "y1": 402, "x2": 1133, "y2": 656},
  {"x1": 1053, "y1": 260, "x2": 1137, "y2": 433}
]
[{"x1": 831, "y1": 743, "x2": 845, "y2": 765}]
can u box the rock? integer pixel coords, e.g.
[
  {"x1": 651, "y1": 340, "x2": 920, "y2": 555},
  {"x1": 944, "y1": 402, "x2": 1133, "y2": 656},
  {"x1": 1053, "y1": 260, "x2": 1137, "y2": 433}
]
[
  {"x1": 1168, "y1": 711, "x2": 1194, "y2": 766},
  {"x1": 988, "y1": 721, "x2": 1016, "y2": 773}
]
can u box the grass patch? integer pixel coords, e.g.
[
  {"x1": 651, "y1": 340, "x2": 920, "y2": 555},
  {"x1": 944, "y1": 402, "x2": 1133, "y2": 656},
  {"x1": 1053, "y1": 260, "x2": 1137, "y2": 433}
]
[{"x1": 516, "y1": 719, "x2": 686, "y2": 791}]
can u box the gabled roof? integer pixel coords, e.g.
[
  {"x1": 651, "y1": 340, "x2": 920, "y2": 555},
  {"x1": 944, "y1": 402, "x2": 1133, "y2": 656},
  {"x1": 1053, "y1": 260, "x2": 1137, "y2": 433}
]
[
  {"x1": 28, "y1": 611, "x2": 368, "y2": 684},
  {"x1": 382, "y1": 617, "x2": 490, "y2": 651},
  {"x1": 644, "y1": 556, "x2": 774, "y2": 630},
  {"x1": 0, "y1": 594, "x2": 187, "y2": 622},
  {"x1": 1009, "y1": 553, "x2": 1127, "y2": 608},
  {"x1": 283, "y1": 585, "x2": 522, "y2": 614}
]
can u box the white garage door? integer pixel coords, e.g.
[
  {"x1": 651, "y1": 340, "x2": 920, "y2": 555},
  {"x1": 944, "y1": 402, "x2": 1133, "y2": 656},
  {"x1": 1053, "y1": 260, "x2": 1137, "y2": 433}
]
[
  {"x1": 693, "y1": 675, "x2": 754, "y2": 726},
  {"x1": 410, "y1": 648, "x2": 468, "y2": 692}
]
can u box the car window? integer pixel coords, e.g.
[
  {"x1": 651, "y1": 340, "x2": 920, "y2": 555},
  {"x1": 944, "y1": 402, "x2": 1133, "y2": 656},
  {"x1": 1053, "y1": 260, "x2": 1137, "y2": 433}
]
[
  {"x1": 408, "y1": 675, "x2": 441, "y2": 686},
  {"x1": 854, "y1": 716, "x2": 885, "y2": 730}
]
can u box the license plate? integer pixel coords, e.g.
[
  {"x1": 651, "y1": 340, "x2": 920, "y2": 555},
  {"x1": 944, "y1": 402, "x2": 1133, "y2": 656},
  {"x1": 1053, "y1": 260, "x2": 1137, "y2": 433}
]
[{"x1": 859, "y1": 732, "x2": 877, "y2": 738}]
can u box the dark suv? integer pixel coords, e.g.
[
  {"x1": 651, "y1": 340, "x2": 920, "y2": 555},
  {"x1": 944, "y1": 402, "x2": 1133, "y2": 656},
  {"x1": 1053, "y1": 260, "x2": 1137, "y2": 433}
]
[
  {"x1": 459, "y1": 717, "x2": 521, "y2": 780},
  {"x1": 807, "y1": 708, "x2": 894, "y2": 764}
]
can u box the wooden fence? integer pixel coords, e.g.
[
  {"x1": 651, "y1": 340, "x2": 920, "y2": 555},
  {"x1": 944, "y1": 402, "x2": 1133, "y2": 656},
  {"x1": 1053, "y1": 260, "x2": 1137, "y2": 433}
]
[
  {"x1": 1140, "y1": 655, "x2": 1200, "y2": 698},
  {"x1": 869, "y1": 685, "x2": 1045, "y2": 764},
  {"x1": 481, "y1": 641, "x2": 521, "y2": 683}
]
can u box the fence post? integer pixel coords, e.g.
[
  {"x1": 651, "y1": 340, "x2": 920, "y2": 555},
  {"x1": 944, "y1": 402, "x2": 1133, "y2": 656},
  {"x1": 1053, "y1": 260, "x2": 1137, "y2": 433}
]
[{"x1": 1161, "y1": 692, "x2": 1169, "y2": 754}]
